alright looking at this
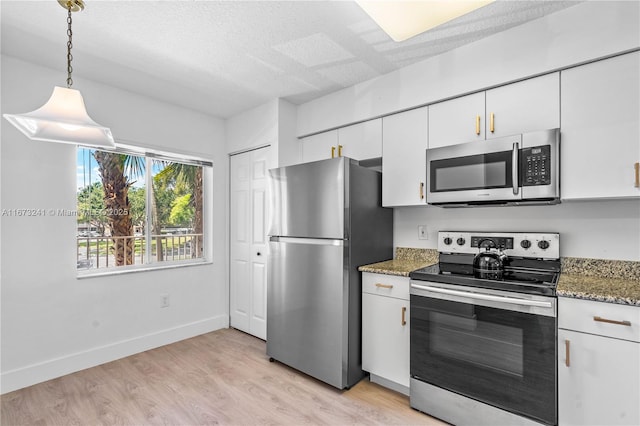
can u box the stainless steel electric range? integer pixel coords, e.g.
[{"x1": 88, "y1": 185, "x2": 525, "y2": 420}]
[{"x1": 409, "y1": 231, "x2": 560, "y2": 426}]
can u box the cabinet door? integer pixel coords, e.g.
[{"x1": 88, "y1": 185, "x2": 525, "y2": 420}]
[
  {"x1": 382, "y1": 107, "x2": 428, "y2": 206},
  {"x1": 428, "y1": 92, "x2": 485, "y2": 148},
  {"x1": 485, "y1": 73, "x2": 560, "y2": 139},
  {"x1": 561, "y1": 52, "x2": 640, "y2": 199},
  {"x1": 300, "y1": 130, "x2": 339, "y2": 163},
  {"x1": 558, "y1": 329, "x2": 640, "y2": 426},
  {"x1": 362, "y1": 293, "x2": 410, "y2": 389},
  {"x1": 338, "y1": 119, "x2": 382, "y2": 160}
]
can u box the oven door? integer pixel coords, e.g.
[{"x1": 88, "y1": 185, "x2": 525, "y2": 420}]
[
  {"x1": 410, "y1": 281, "x2": 557, "y2": 425},
  {"x1": 427, "y1": 135, "x2": 522, "y2": 204}
]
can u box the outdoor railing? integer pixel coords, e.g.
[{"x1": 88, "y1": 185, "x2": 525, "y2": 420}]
[{"x1": 77, "y1": 233, "x2": 203, "y2": 269}]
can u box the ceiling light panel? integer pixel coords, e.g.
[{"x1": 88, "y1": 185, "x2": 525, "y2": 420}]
[{"x1": 357, "y1": 0, "x2": 495, "y2": 42}]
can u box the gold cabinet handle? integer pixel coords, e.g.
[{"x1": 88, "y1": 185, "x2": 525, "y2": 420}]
[
  {"x1": 419, "y1": 182, "x2": 425, "y2": 200},
  {"x1": 594, "y1": 316, "x2": 632, "y2": 326},
  {"x1": 331, "y1": 146, "x2": 336, "y2": 158},
  {"x1": 565, "y1": 339, "x2": 570, "y2": 367},
  {"x1": 338, "y1": 145, "x2": 343, "y2": 157},
  {"x1": 475, "y1": 115, "x2": 481, "y2": 135},
  {"x1": 401, "y1": 306, "x2": 407, "y2": 326},
  {"x1": 375, "y1": 283, "x2": 393, "y2": 289},
  {"x1": 635, "y1": 162, "x2": 639, "y2": 188},
  {"x1": 490, "y1": 112, "x2": 495, "y2": 133}
]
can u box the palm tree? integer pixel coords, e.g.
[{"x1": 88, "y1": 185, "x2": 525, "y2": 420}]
[
  {"x1": 93, "y1": 151, "x2": 144, "y2": 266},
  {"x1": 155, "y1": 163, "x2": 203, "y2": 257}
]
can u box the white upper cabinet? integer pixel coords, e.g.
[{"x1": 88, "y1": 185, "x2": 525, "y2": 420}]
[
  {"x1": 300, "y1": 130, "x2": 338, "y2": 163},
  {"x1": 485, "y1": 73, "x2": 560, "y2": 139},
  {"x1": 561, "y1": 52, "x2": 640, "y2": 200},
  {"x1": 338, "y1": 119, "x2": 382, "y2": 160},
  {"x1": 382, "y1": 107, "x2": 428, "y2": 206},
  {"x1": 300, "y1": 119, "x2": 382, "y2": 164},
  {"x1": 428, "y1": 92, "x2": 485, "y2": 148},
  {"x1": 428, "y1": 73, "x2": 560, "y2": 148}
]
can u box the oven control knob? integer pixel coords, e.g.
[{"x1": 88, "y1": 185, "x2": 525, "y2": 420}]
[
  {"x1": 538, "y1": 240, "x2": 550, "y2": 250},
  {"x1": 443, "y1": 237, "x2": 452, "y2": 245},
  {"x1": 457, "y1": 237, "x2": 466, "y2": 246},
  {"x1": 520, "y1": 239, "x2": 531, "y2": 249}
]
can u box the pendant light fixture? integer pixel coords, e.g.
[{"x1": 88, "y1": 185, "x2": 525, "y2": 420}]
[{"x1": 3, "y1": 0, "x2": 115, "y2": 148}]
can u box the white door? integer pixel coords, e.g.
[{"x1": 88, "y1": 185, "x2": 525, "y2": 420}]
[
  {"x1": 428, "y1": 91, "x2": 485, "y2": 148},
  {"x1": 561, "y1": 52, "x2": 640, "y2": 199},
  {"x1": 338, "y1": 119, "x2": 382, "y2": 160},
  {"x1": 558, "y1": 329, "x2": 640, "y2": 425},
  {"x1": 382, "y1": 107, "x2": 428, "y2": 206},
  {"x1": 301, "y1": 130, "x2": 338, "y2": 163},
  {"x1": 485, "y1": 72, "x2": 560, "y2": 139},
  {"x1": 230, "y1": 146, "x2": 270, "y2": 339}
]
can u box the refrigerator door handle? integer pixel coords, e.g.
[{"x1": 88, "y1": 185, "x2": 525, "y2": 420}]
[{"x1": 270, "y1": 236, "x2": 344, "y2": 246}]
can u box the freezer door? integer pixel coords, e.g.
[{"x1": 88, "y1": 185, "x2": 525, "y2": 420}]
[
  {"x1": 269, "y1": 158, "x2": 345, "y2": 239},
  {"x1": 267, "y1": 237, "x2": 348, "y2": 389}
]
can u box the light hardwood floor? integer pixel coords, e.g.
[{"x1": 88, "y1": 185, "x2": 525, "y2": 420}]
[{"x1": 1, "y1": 328, "x2": 446, "y2": 425}]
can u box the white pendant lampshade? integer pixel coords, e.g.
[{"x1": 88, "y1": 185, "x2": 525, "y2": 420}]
[
  {"x1": 3, "y1": 86, "x2": 115, "y2": 148},
  {"x1": 3, "y1": 0, "x2": 115, "y2": 148}
]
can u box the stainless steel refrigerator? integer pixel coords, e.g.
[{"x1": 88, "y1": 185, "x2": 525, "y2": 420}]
[{"x1": 266, "y1": 157, "x2": 393, "y2": 389}]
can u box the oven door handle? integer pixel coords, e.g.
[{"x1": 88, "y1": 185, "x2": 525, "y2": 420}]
[{"x1": 411, "y1": 283, "x2": 553, "y2": 309}]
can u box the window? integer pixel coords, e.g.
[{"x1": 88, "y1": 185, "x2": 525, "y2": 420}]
[{"x1": 77, "y1": 146, "x2": 210, "y2": 272}]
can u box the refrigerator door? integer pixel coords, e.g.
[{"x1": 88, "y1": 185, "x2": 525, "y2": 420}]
[
  {"x1": 267, "y1": 236, "x2": 349, "y2": 389},
  {"x1": 269, "y1": 158, "x2": 345, "y2": 239}
]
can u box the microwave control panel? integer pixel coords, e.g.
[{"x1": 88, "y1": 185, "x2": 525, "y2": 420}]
[{"x1": 521, "y1": 145, "x2": 551, "y2": 186}]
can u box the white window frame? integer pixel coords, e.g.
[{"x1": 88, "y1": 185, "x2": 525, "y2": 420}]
[{"x1": 76, "y1": 142, "x2": 213, "y2": 278}]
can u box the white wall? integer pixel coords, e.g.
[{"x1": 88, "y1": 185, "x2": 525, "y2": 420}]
[
  {"x1": 226, "y1": 99, "x2": 279, "y2": 155},
  {"x1": 297, "y1": 1, "x2": 640, "y2": 136},
  {"x1": 225, "y1": 97, "x2": 300, "y2": 166},
  {"x1": 394, "y1": 200, "x2": 640, "y2": 261},
  {"x1": 0, "y1": 55, "x2": 228, "y2": 393}
]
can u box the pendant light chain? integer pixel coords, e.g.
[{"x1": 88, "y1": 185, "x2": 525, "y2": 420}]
[{"x1": 66, "y1": 3, "x2": 74, "y2": 88}]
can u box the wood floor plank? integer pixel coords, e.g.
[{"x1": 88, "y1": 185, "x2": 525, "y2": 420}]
[{"x1": 1, "y1": 328, "x2": 447, "y2": 425}]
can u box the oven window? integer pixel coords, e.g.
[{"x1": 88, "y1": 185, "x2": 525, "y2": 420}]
[
  {"x1": 430, "y1": 151, "x2": 512, "y2": 192},
  {"x1": 430, "y1": 311, "x2": 523, "y2": 377}
]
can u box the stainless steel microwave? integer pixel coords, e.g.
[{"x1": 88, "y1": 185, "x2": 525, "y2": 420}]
[{"x1": 426, "y1": 129, "x2": 559, "y2": 207}]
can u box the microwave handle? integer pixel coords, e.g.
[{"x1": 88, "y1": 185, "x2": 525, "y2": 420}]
[{"x1": 512, "y1": 142, "x2": 519, "y2": 195}]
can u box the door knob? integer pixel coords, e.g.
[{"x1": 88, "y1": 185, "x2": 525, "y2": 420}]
[{"x1": 257, "y1": 252, "x2": 262, "y2": 256}]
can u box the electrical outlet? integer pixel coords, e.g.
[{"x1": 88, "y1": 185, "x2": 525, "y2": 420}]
[
  {"x1": 418, "y1": 225, "x2": 428, "y2": 240},
  {"x1": 160, "y1": 293, "x2": 170, "y2": 308}
]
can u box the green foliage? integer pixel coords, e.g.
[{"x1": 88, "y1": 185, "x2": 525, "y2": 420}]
[
  {"x1": 169, "y1": 193, "x2": 194, "y2": 226},
  {"x1": 77, "y1": 182, "x2": 108, "y2": 235},
  {"x1": 128, "y1": 187, "x2": 146, "y2": 230}
]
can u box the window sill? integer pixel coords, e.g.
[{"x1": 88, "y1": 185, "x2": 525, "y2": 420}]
[{"x1": 76, "y1": 258, "x2": 213, "y2": 280}]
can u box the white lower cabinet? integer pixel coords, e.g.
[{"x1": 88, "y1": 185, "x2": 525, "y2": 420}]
[
  {"x1": 362, "y1": 272, "x2": 410, "y2": 395},
  {"x1": 558, "y1": 298, "x2": 640, "y2": 426}
]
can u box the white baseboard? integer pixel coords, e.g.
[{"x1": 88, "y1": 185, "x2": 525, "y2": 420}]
[{"x1": 1, "y1": 315, "x2": 228, "y2": 394}]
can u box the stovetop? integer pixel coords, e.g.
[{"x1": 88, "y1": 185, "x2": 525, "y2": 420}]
[
  {"x1": 409, "y1": 261, "x2": 560, "y2": 296},
  {"x1": 409, "y1": 231, "x2": 561, "y2": 297}
]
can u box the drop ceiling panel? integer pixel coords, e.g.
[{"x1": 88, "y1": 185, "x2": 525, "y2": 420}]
[{"x1": 0, "y1": 1, "x2": 580, "y2": 118}]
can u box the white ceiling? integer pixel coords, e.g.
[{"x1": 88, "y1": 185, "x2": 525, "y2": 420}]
[{"x1": 1, "y1": 0, "x2": 579, "y2": 119}]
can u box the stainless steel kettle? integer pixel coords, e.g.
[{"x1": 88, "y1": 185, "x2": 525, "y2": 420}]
[{"x1": 473, "y1": 240, "x2": 508, "y2": 280}]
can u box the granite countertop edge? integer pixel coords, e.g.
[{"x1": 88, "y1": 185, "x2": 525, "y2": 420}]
[
  {"x1": 358, "y1": 260, "x2": 428, "y2": 277},
  {"x1": 359, "y1": 251, "x2": 640, "y2": 307},
  {"x1": 358, "y1": 248, "x2": 439, "y2": 277},
  {"x1": 557, "y1": 290, "x2": 640, "y2": 306}
]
